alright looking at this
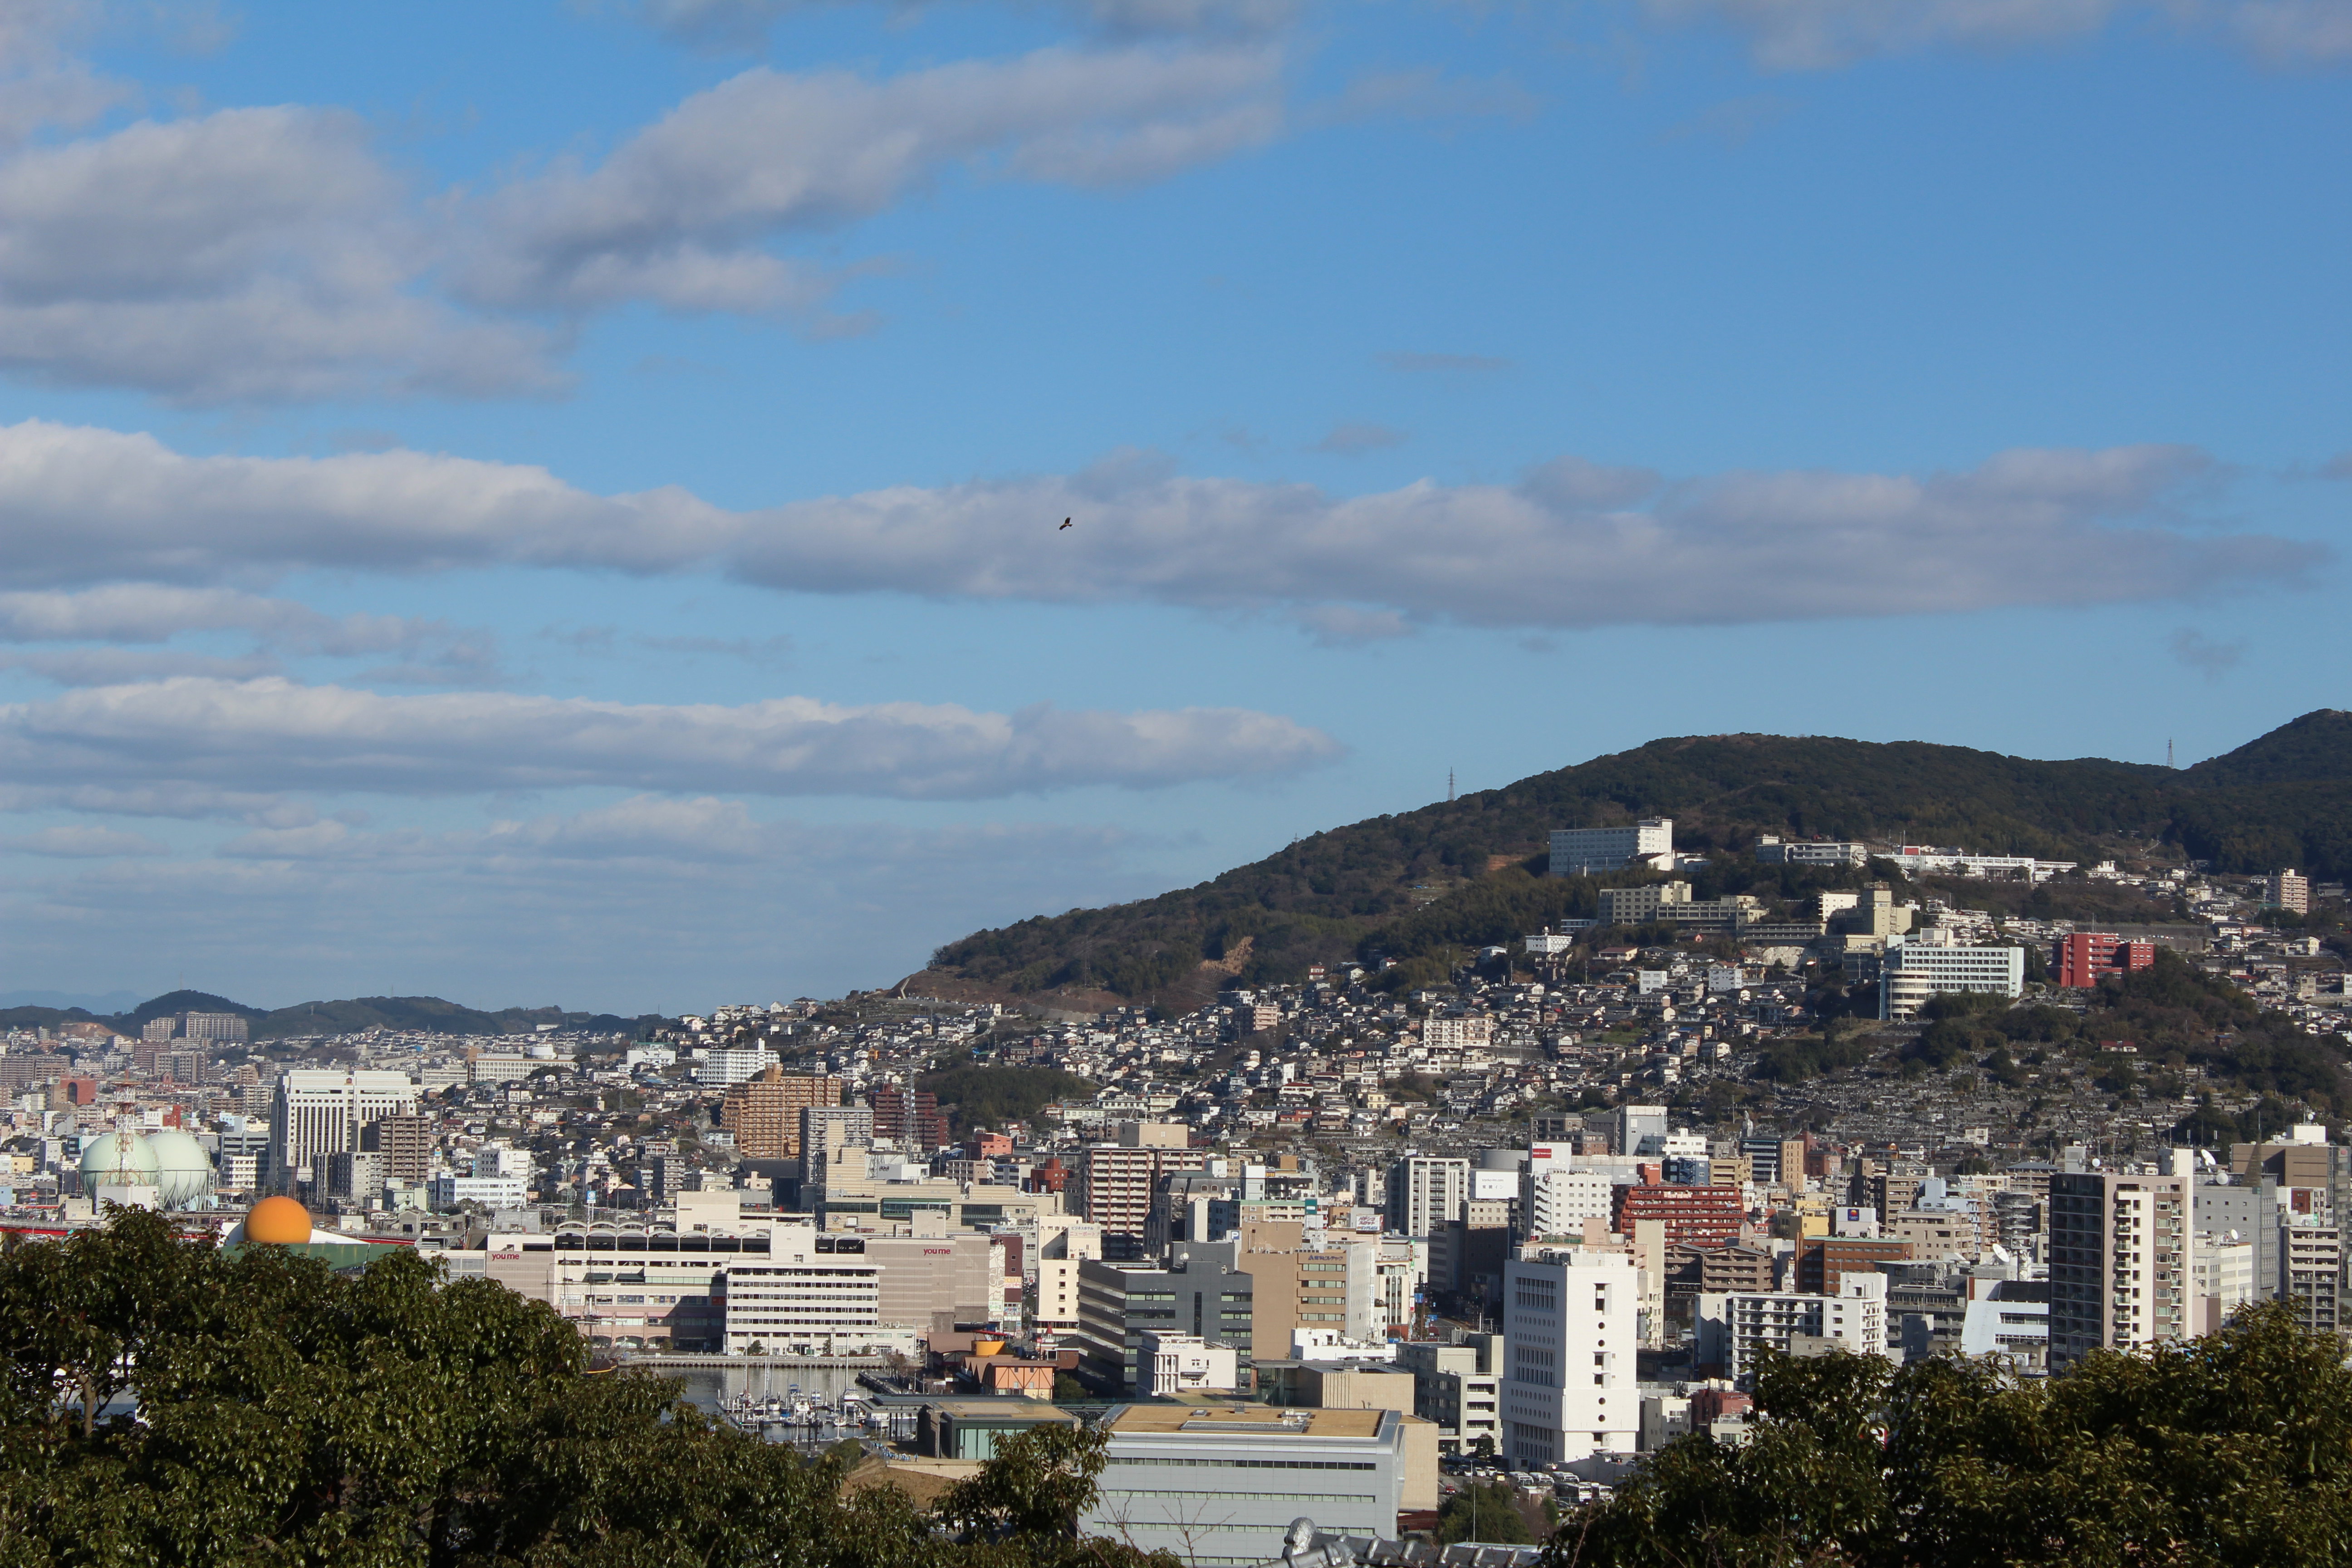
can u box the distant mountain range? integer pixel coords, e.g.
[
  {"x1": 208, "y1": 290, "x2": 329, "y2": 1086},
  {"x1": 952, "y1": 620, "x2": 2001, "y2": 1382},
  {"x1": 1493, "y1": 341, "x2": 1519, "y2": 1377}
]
[
  {"x1": 0, "y1": 987, "x2": 669, "y2": 1041},
  {"x1": 909, "y1": 710, "x2": 2352, "y2": 1010}
]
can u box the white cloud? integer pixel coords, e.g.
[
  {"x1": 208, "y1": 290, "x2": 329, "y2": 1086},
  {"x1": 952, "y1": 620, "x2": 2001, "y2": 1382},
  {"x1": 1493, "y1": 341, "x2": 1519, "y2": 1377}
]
[
  {"x1": 0, "y1": 421, "x2": 719, "y2": 586},
  {"x1": 0, "y1": 421, "x2": 2318, "y2": 629},
  {"x1": 457, "y1": 45, "x2": 1284, "y2": 313},
  {"x1": 3, "y1": 797, "x2": 1166, "y2": 1008},
  {"x1": 0, "y1": 648, "x2": 282, "y2": 685},
  {"x1": 0, "y1": 42, "x2": 1283, "y2": 398},
  {"x1": 2229, "y1": 0, "x2": 2352, "y2": 61},
  {"x1": 0, "y1": 108, "x2": 554, "y2": 402},
  {"x1": 0, "y1": 23, "x2": 1291, "y2": 396},
  {"x1": 637, "y1": 0, "x2": 1301, "y2": 49},
  {"x1": 1312, "y1": 421, "x2": 1407, "y2": 455},
  {"x1": 1642, "y1": 0, "x2": 2352, "y2": 68},
  {"x1": 1640, "y1": 0, "x2": 2117, "y2": 69},
  {"x1": 1293, "y1": 605, "x2": 1415, "y2": 645},
  {"x1": 0, "y1": 0, "x2": 130, "y2": 152},
  {"x1": 0, "y1": 583, "x2": 442, "y2": 653},
  {"x1": 731, "y1": 444, "x2": 2321, "y2": 626},
  {"x1": 0, "y1": 676, "x2": 1342, "y2": 799},
  {"x1": 0, "y1": 822, "x2": 169, "y2": 858},
  {"x1": 2166, "y1": 625, "x2": 2248, "y2": 678}
]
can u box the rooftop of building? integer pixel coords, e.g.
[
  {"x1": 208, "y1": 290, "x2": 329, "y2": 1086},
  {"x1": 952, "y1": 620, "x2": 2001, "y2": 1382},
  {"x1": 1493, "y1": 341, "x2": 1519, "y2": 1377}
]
[
  {"x1": 919, "y1": 1398, "x2": 1074, "y2": 1421},
  {"x1": 1105, "y1": 1403, "x2": 1389, "y2": 1439}
]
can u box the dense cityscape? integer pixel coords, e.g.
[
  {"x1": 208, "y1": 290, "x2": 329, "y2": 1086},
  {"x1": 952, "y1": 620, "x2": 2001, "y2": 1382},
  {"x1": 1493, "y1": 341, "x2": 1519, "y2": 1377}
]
[{"x1": 5, "y1": 818, "x2": 2346, "y2": 1562}]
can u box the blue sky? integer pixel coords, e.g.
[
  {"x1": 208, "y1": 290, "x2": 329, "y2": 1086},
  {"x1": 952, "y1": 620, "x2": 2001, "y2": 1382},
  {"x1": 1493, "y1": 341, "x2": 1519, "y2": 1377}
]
[{"x1": 0, "y1": 0, "x2": 2344, "y2": 1014}]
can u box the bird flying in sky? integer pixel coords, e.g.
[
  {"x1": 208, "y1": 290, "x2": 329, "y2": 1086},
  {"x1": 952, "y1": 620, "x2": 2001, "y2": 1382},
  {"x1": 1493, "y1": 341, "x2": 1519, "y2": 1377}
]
[{"x1": 1058, "y1": 517, "x2": 1073, "y2": 529}]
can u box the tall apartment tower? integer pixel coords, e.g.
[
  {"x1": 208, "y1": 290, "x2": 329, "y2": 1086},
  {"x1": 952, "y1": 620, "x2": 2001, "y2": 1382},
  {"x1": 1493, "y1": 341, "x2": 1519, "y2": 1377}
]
[
  {"x1": 1385, "y1": 1156, "x2": 1471, "y2": 1238},
  {"x1": 1501, "y1": 1249, "x2": 1640, "y2": 1464},
  {"x1": 2269, "y1": 870, "x2": 2311, "y2": 915},
  {"x1": 2048, "y1": 1170, "x2": 2195, "y2": 1369},
  {"x1": 270, "y1": 1071, "x2": 420, "y2": 1193},
  {"x1": 868, "y1": 1082, "x2": 948, "y2": 1153},
  {"x1": 800, "y1": 1104, "x2": 875, "y2": 1169},
  {"x1": 719, "y1": 1069, "x2": 844, "y2": 1158},
  {"x1": 359, "y1": 1113, "x2": 434, "y2": 1184},
  {"x1": 1078, "y1": 1142, "x2": 1209, "y2": 1258}
]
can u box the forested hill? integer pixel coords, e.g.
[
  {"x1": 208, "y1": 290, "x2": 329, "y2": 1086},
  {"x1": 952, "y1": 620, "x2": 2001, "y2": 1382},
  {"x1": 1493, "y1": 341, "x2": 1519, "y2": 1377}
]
[
  {"x1": 0, "y1": 990, "x2": 667, "y2": 1041},
  {"x1": 911, "y1": 710, "x2": 2352, "y2": 1009}
]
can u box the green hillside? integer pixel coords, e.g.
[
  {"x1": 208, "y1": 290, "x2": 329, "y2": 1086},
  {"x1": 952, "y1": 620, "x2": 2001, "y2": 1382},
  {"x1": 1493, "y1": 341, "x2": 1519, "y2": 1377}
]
[
  {"x1": 919, "y1": 711, "x2": 2352, "y2": 1004},
  {"x1": 253, "y1": 995, "x2": 519, "y2": 1039}
]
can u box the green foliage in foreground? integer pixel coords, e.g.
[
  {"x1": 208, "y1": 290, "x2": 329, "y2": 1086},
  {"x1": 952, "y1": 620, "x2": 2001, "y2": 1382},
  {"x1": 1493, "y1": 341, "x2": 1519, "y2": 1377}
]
[
  {"x1": 0, "y1": 1210, "x2": 1171, "y2": 1568},
  {"x1": 1438, "y1": 1480, "x2": 1535, "y2": 1545},
  {"x1": 1549, "y1": 1302, "x2": 2352, "y2": 1568}
]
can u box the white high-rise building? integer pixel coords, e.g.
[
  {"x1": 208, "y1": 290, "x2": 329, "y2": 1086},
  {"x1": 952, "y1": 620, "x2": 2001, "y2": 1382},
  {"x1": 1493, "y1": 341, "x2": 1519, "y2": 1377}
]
[
  {"x1": 1501, "y1": 1249, "x2": 1639, "y2": 1465},
  {"x1": 696, "y1": 1046, "x2": 779, "y2": 1086},
  {"x1": 1549, "y1": 818, "x2": 1674, "y2": 877},
  {"x1": 1385, "y1": 1156, "x2": 1470, "y2": 1238},
  {"x1": 270, "y1": 1070, "x2": 419, "y2": 1191},
  {"x1": 1524, "y1": 1169, "x2": 1613, "y2": 1237},
  {"x1": 1878, "y1": 943, "x2": 2025, "y2": 1021},
  {"x1": 1696, "y1": 1275, "x2": 1889, "y2": 1378}
]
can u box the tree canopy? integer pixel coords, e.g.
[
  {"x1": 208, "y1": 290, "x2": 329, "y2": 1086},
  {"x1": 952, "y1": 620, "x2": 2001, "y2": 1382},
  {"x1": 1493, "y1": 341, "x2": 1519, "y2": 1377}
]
[
  {"x1": 0, "y1": 1210, "x2": 1171, "y2": 1568},
  {"x1": 1548, "y1": 1302, "x2": 2352, "y2": 1568}
]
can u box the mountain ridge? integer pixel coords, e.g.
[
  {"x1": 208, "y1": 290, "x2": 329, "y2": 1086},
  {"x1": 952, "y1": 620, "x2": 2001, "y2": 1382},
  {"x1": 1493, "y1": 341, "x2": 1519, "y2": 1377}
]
[
  {"x1": 910, "y1": 711, "x2": 2352, "y2": 1009},
  {"x1": 0, "y1": 991, "x2": 668, "y2": 1041}
]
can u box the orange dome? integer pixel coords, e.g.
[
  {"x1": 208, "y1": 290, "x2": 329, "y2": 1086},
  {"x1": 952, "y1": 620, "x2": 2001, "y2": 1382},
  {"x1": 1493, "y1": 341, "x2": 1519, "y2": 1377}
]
[{"x1": 245, "y1": 1196, "x2": 314, "y2": 1245}]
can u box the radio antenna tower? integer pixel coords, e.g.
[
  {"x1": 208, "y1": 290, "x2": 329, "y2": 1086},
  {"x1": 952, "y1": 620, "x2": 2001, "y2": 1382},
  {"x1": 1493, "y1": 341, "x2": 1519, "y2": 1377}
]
[
  {"x1": 1447, "y1": 769, "x2": 1455, "y2": 804},
  {"x1": 2167, "y1": 738, "x2": 2175, "y2": 768}
]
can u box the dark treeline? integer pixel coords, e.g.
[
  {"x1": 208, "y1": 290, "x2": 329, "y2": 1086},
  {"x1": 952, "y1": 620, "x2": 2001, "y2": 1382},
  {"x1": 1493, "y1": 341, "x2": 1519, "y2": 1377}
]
[{"x1": 0, "y1": 1211, "x2": 1170, "y2": 1568}]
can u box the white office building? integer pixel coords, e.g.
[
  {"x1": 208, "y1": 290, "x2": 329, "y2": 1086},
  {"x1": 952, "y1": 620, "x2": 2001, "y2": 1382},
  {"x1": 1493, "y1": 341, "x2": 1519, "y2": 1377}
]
[
  {"x1": 696, "y1": 1046, "x2": 779, "y2": 1087},
  {"x1": 1083, "y1": 1404, "x2": 1417, "y2": 1567},
  {"x1": 1549, "y1": 819, "x2": 1674, "y2": 877},
  {"x1": 1887, "y1": 847, "x2": 2075, "y2": 881},
  {"x1": 1500, "y1": 1249, "x2": 1639, "y2": 1465},
  {"x1": 721, "y1": 1225, "x2": 886, "y2": 1354},
  {"x1": 2195, "y1": 1238, "x2": 2256, "y2": 1329},
  {"x1": 1385, "y1": 1156, "x2": 1470, "y2": 1238},
  {"x1": 1879, "y1": 942, "x2": 2025, "y2": 1021},
  {"x1": 270, "y1": 1071, "x2": 420, "y2": 1192},
  {"x1": 1957, "y1": 1279, "x2": 2050, "y2": 1367},
  {"x1": 1524, "y1": 1169, "x2": 1614, "y2": 1238},
  {"x1": 1613, "y1": 1104, "x2": 1670, "y2": 1158},
  {"x1": 1754, "y1": 837, "x2": 1870, "y2": 867},
  {"x1": 1696, "y1": 1275, "x2": 1890, "y2": 1379},
  {"x1": 428, "y1": 1172, "x2": 530, "y2": 1210},
  {"x1": 1396, "y1": 1336, "x2": 1503, "y2": 1456},
  {"x1": 1135, "y1": 1331, "x2": 1239, "y2": 1396}
]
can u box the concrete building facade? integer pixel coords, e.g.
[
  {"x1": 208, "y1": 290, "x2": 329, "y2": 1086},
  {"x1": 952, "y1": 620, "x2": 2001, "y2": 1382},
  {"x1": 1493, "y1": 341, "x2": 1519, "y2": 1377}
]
[
  {"x1": 2048, "y1": 1171, "x2": 2195, "y2": 1368},
  {"x1": 1499, "y1": 1249, "x2": 1639, "y2": 1466},
  {"x1": 1549, "y1": 819, "x2": 1674, "y2": 877}
]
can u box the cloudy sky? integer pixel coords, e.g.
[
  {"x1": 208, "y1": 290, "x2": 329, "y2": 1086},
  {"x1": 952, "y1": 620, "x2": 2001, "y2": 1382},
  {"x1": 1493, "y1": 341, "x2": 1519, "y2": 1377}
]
[{"x1": 0, "y1": 0, "x2": 2344, "y2": 1013}]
